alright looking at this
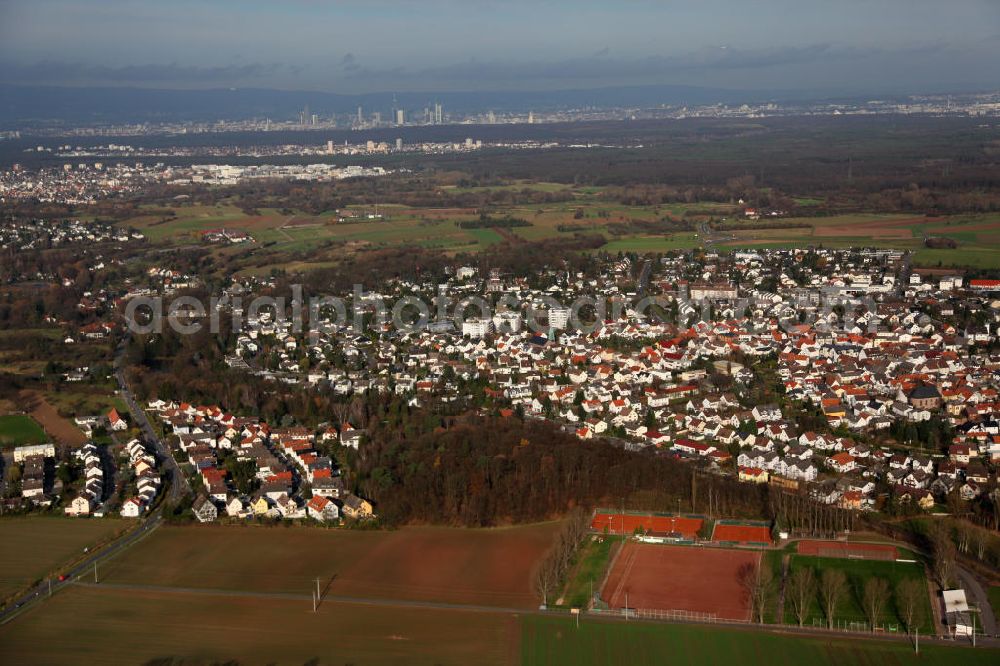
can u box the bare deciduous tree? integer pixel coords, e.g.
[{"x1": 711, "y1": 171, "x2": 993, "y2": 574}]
[
  {"x1": 787, "y1": 567, "x2": 815, "y2": 627},
  {"x1": 896, "y1": 578, "x2": 925, "y2": 635},
  {"x1": 972, "y1": 528, "x2": 987, "y2": 562},
  {"x1": 331, "y1": 402, "x2": 350, "y2": 429},
  {"x1": 820, "y1": 569, "x2": 847, "y2": 629},
  {"x1": 533, "y1": 557, "x2": 558, "y2": 606},
  {"x1": 738, "y1": 560, "x2": 773, "y2": 624},
  {"x1": 533, "y1": 508, "x2": 590, "y2": 606},
  {"x1": 928, "y1": 522, "x2": 956, "y2": 589},
  {"x1": 862, "y1": 577, "x2": 890, "y2": 631}
]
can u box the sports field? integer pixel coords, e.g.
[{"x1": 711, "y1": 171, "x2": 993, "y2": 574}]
[
  {"x1": 590, "y1": 511, "x2": 703, "y2": 539},
  {"x1": 520, "y1": 615, "x2": 999, "y2": 666},
  {"x1": 99, "y1": 522, "x2": 559, "y2": 608},
  {"x1": 600, "y1": 543, "x2": 759, "y2": 621},
  {"x1": 711, "y1": 520, "x2": 773, "y2": 545},
  {"x1": 0, "y1": 414, "x2": 47, "y2": 447},
  {"x1": 784, "y1": 554, "x2": 935, "y2": 633},
  {"x1": 0, "y1": 517, "x2": 128, "y2": 602},
  {"x1": 560, "y1": 534, "x2": 620, "y2": 608},
  {"x1": 797, "y1": 539, "x2": 898, "y2": 560},
  {"x1": 0, "y1": 585, "x2": 520, "y2": 665}
]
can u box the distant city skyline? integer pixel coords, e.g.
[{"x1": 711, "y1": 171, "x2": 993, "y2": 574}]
[{"x1": 0, "y1": 0, "x2": 999, "y2": 95}]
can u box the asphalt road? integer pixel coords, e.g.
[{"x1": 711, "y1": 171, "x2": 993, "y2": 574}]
[
  {"x1": 0, "y1": 512, "x2": 163, "y2": 624},
  {"x1": 957, "y1": 565, "x2": 999, "y2": 636},
  {"x1": 113, "y1": 337, "x2": 190, "y2": 502}
]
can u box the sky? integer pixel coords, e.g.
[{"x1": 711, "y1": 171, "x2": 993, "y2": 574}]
[{"x1": 0, "y1": 0, "x2": 998, "y2": 95}]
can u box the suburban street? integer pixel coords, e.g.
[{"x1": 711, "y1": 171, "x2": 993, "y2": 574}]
[{"x1": 113, "y1": 335, "x2": 190, "y2": 501}]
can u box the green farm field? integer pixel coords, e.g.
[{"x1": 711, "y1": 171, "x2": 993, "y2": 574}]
[
  {"x1": 0, "y1": 517, "x2": 128, "y2": 602},
  {"x1": 0, "y1": 414, "x2": 47, "y2": 447},
  {"x1": 521, "y1": 615, "x2": 998, "y2": 666},
  {"x1": 714, "y1": 213, "x2": 1000, "y2": 267},
  {"x1": 119, "y1": 197, "x2": 1000, "y2": 269}
]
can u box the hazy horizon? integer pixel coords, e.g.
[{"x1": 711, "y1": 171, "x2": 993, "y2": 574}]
[{"x1": 1, "y1": 0, "x2": 999, "y2": 96}]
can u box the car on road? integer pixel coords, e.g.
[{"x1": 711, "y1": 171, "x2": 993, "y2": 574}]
[{"x1": 58, "y1": 574, "x2": 67, "y2": 581}]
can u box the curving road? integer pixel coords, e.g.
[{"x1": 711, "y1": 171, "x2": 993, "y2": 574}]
[
  {"x1": 0, "y1": 512, "x2": 163, "y2": 624},
  {"x1": 113, "y1": 336, "x2": 190, "y2": 501}
]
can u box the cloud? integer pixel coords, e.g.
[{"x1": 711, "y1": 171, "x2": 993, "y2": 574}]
[{"x1": 0, "y1": 61, "x2": 300, "y2": 85}]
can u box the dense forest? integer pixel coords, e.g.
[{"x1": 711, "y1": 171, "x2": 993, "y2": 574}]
[{"x1": 353, "y1": 411, "x2": 770, "y2": 527}]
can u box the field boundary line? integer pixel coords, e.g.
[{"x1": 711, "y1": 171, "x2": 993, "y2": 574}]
[
  {"x1": 608, "y1": 542, "x2": 638, "y2": 607},
  {"x1": 69, "y1": 581, "x2": 529, "y2": 615},
  {"x1": 593, "y1": 537, "x2": 623, "y2": 608}
]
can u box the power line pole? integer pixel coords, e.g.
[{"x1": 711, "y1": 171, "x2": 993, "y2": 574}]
[
  {"x1": 315, "y1": 577, "x2": 321, "y2": 608},
  {"x1": 48, "y1": 578, "x2": 52, "y2": 597},
  {"x1": 312, "y1": 589, "x2": 316, "y2": 613},
  {"x1": 94, "y1": 562, "x2": 98, "y2": 584}
]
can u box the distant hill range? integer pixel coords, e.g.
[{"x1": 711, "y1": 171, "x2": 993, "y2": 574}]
[{"x1": 0, "y1": 83, "x2": 809, "y2": 125}]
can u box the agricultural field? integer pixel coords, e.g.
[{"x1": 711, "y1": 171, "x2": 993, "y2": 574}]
[
  {"x1": 0, "y1": 585, "x2": 520, "y2": 665},
  {"x1": 36, "y1": 387, "x2": 126, "y2": 425},
  {"x1": 118, "y1": 196, "x2": 1000, "y2": 269},
  {"x1": 520, "y1": 615, "x2": 998, "y2": 666},
  {"x1": 0, "y1": 414, "x2": 47, "y2": 448},
  {"x1": 99, "y1": 522, "x2": 560, "y2": 608},
  {"x1": 121, "y1": 203, "x2": 500, "y2": 255},
  {"x1": 19, "y1": 390, "x2": 91, "y2": 447},
  {"x1": 715, "y1": 213, "x2": 1000, "y2": 268},
  {"x1": 783, "y1": 554, "x2": 935, "y2": 633},
  {"x1": 0, "y1": 517, "x2": 128, "y2": 602}
]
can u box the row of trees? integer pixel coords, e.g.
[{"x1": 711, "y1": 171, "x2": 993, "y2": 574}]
[
  {"x1": 782, "y1": 568, "x2": 925, "y2": 634},
  {"x1": 769, "y1": 489, "x2": 858, "y2": 538},
  {"x1": 532, "y1": 508, "x2": 590, "y2": 605}
]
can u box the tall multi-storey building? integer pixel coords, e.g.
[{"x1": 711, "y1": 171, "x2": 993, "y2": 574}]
[{"x1": 548, "y1": 306, "x2": 570, "y2": 329}]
